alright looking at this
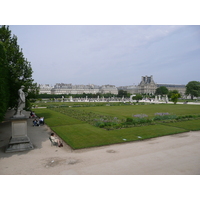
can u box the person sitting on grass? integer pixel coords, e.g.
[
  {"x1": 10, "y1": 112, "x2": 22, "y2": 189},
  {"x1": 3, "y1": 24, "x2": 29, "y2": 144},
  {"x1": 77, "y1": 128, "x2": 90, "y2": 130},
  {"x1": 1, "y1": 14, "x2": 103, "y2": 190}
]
[{"x1": 50, "y1": 133, "x2": 63, "y2": 147}]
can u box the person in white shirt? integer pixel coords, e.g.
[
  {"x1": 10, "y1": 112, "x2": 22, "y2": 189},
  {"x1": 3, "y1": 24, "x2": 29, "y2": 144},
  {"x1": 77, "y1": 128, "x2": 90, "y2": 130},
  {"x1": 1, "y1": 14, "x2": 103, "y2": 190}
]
[{"x1": 50, "y1": 133, "x2": 63, "y2": 147}]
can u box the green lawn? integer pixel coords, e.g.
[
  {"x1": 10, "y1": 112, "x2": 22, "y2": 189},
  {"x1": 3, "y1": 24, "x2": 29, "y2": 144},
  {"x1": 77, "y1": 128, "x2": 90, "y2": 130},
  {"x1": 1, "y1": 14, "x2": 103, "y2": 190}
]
[
  {"x1": 163, "y1": 120, "x2": 200, "y2": 131},
  {"x1": 51, "y1": 124, "x2": 186, "y2": 149},
  {"x1": 33, "y1": 104, "x2": 200, "y2": 149},
  {"x1": 34, "y1": 109, "x2": 85, "y2": 126},
  {"x1": 78, "y1": 104, "x2": 200, "y2": 118}
]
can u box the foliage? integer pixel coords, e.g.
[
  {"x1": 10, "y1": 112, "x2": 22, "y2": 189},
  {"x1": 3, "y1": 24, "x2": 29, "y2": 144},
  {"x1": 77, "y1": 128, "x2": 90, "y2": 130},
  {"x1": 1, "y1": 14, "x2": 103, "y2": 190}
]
[
  {"x1": 132, "y1": 94, "x2": 143, "y2": 101},
  {"x1": 0, "y1": 25, "x2": 39, "y2": 119},
  {"x1": 124, "y1": 116, "x2": 152, "y2": 126},
  {"x1": 155, "y1": 86, "x2": 169, "y2": 95},
  {"x1": 168, "y1": 90, "x2": 178, "y2": 98},
  {"x1": 37, "y1": 92, "x2": 118, "y2": 99},
  {"x1": 154, "y1": 112, "x2": 169, "y2": 116},
  {"x1": 185, "y1": 81, "x2": 200, "y2": 100},
  {"x1": 118, "y1": 90, "x2": 131, "y2": 98},
  {"x1": 0, "y1": 42, "x2": 9, "y2": 121},
  {"x1": 171, "y1": 93, "x2": 179, "y2": 104},
  {"x1": 133, "y1": 114, "x2": 148, "y2": 118},
  {"x1": 153, "y1": 114, "x2": 177, "y2": 121},
  {"x1": 168, "y1": 90, "x2": 181, "y2": 104}
]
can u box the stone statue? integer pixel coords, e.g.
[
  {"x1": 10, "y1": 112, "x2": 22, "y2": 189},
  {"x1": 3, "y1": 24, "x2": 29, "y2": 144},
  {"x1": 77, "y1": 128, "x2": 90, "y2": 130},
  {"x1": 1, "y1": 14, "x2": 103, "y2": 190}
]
[{"x1": 13, "y1": 85, "x2": 27, "y2": 118}]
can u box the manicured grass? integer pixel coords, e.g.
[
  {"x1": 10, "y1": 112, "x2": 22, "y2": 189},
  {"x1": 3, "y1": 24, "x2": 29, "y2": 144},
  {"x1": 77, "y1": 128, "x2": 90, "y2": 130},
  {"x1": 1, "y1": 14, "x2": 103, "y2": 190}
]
[
  {"x1": 78, "y1": 104, "x2": 200, "y2": 118},
  {"x1": 33, "y1": 109, "x2": 85, "y2": 126},
  {"x1": 33, "y1": 104, "x2": 200, "y2": 149},
  {"x1": 51, "y1": 123, "x2": 186, "y2": 149},
  {"x1": 162, "y1": 119, "x2": 200, "y2": 131}
]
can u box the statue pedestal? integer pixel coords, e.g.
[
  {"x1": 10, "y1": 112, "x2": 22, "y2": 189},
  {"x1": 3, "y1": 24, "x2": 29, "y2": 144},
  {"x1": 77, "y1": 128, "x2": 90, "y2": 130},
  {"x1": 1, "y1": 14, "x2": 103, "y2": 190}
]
[{"x1": 5, "y1": 117, "x2": 34, "y2": 153}]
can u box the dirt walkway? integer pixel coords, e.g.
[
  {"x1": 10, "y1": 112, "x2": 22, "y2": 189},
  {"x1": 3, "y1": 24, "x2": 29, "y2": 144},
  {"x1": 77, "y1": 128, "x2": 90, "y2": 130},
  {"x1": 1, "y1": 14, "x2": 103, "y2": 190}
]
[{"x1": 0, "y1": 110, "x2": 200, "y2": 175}]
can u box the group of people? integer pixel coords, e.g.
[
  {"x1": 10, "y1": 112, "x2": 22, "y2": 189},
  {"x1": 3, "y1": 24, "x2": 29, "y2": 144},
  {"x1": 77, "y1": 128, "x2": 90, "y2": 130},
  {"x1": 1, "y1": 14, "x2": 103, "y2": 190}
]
[
  {"x1": 30, "y1": 111, "x2": 44, "y2": 126},
  {"x1": 29, "y1": 110, "x2": 63, "y2": 147},
  {"x1": 33, "y1": 117, "x2": 44, "y2": 126}
]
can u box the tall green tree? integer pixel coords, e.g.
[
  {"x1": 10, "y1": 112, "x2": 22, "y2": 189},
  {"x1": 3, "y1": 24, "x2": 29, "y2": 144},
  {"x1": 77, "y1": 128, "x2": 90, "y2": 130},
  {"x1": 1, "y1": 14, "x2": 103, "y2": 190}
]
[
  {"x1": 0, "y1": 42, "x2": 10, "y2": 120},
  {"x1": 132, "y1": 94, "x2": 143, "y2": 101},
  {"x1": 155, "y1": 86, "x2": 169, "y2": 96},
  {"x1": 168, "y1": 90, "x2": 181, "y2": 104},
  {"x1": 185, "y1": 81, "x2": 200, "y2": 100},
  {"x1": 118, "y1": 90, "x2": 128, "y2": 98},
  {"x1": 0, "y1": 25, "x2": 38, "y2": 120}
]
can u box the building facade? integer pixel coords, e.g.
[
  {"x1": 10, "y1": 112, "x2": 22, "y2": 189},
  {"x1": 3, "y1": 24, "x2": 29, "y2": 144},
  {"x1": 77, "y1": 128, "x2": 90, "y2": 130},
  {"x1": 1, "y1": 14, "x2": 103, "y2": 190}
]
[
  {"x1": 156, "y1": 83, "x2": 186, "y2": 96},
  {"x1": 119, "y1": 75, "x2": 186, "y2": 95},
  {"x1": 138, "y1": 75, "x2": 157, "y2": 94},
  {"x1": 38, "y1": 84, "x2": 53, "y2": 94},
  {"x1": 39, "y1": 83, "x2": 118, "y2": 95},
  {"x1": 38, "y1": 75, "x2": 186, "y2": 96}
]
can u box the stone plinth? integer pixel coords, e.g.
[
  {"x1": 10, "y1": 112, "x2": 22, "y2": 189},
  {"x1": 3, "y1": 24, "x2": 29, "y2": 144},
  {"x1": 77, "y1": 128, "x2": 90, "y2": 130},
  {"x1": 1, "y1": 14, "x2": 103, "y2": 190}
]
[{"x1": 5, "y1": 117, "x2": 34, "y2": 153}]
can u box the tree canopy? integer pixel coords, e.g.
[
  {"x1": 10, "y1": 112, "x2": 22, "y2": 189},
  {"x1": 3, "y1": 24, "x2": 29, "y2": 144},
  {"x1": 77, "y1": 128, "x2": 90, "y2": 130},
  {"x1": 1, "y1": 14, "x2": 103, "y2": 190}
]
[
  {"x1": 185, "y1": 81, "x2": 200, "y2": 100},
  {"x1": 118, "y1": 90, "x2": 129, "y2": 98},
  {"x1": 168, "y1": 90, "x2": 181, "y2": 104},
  {"x1": 0, "y1": 25, "x2": 38, "y2": 121},
  {"x1": 155, "y1": 86, "x2": 169, "y2": 95}
]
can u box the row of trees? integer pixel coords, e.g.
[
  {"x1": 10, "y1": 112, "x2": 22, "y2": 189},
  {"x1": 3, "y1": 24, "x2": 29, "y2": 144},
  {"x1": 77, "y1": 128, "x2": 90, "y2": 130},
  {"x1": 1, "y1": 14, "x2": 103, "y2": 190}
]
[
  {"x1": 155, "y1": 82, "x2": 200, "y2": 99},
  {"x1": 0, "y1": 25, "x2": 38, "y2": 121},
  {"x1": 154, "y1": 81, "x2": 200, "y2": 104},
  {"x1": 37, "y1": 90, "x2": 143, "y2": 100},
  {"x1": 38, "y1": 92, "x2": 118, "y2": 99}
]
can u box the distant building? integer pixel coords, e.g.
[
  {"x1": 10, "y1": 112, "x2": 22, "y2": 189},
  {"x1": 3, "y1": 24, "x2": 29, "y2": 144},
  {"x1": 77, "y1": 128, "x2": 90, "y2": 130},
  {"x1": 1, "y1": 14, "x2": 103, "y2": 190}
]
[
  {"x1": 38, "y1": 84, "x2": 53, "y2": 94},
  {"x1": 156, "y1": 83, "x2": 186, "y2": 96},
  {"x1": 38, "y1": 75, "x2": 186, "y2": 96},
  {"x1": 137, "y1": 75, "x2": 186, "y2": 95},
  {"x1": 138, "y1": 75, "x2": 157, "y2": 94},
  {"x1": 39, "y1": 83, "x2": 118, "y2": 95},
  {"x1": 51, "y1": 83, "x2": 100, "y2": 95},
  {"x1": 99, "y1": 85, "x2": 118, "y2": 95},
  {"x1": 118, "y1": 75, "x2": 186, "y2": 95},
  {"x1": 118, "y1": 85, "x2": 138, "y2": 94}
]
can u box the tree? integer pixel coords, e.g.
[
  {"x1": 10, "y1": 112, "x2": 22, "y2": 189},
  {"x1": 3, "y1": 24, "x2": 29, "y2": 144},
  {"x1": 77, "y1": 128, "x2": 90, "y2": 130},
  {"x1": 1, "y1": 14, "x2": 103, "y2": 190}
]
[
  {"x1": 118, "y1": 90, "x2": 128, "y2": 98},
  {"x1": 168, "y1": 90, "x2": 179, "y2": 99},
  {"x1": 169, "y1": 90, "x2": 181, "y2": 104},
  {"x1": 0, "y1": 25, "x2": 39, "y2": 120},
  {"x1": 132, "y1": 94, "x2": 143, "y2": 101},
  {"x1": 185, "y1": 81, "x2": 200, "y2": 100},
  {"x1": 155, "y1": 86, "x2": 169, "y2": 96},
  {"x1": 0, "y1": 42, "x2": 9, "y2": 121}
]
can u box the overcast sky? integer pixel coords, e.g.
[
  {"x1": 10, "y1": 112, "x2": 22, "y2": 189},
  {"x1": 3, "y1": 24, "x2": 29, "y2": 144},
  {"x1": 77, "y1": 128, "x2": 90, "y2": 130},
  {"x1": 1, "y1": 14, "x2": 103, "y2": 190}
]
[{"x1": 8, "y1": 25, "x2": 200, "y2": 87}]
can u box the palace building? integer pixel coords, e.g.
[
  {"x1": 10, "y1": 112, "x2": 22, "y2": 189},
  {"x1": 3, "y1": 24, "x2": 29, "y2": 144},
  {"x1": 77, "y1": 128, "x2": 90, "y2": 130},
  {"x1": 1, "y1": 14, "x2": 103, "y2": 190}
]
[
  {"x1": 38, "y1": 75, "x2": 186, "y2": 96},
  {"x1": 38, "y1": 83, "x2": 118, "y2": 95}
]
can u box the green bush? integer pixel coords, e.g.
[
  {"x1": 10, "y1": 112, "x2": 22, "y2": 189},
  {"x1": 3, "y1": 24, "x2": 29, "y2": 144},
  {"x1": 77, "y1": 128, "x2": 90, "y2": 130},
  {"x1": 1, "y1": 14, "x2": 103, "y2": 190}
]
[
  {"x1": 126, "y1": 117, "x2": 133, "y2": 122},
  {"x1": 153, "y1": 115, "x2": 177, "y2": 121}
]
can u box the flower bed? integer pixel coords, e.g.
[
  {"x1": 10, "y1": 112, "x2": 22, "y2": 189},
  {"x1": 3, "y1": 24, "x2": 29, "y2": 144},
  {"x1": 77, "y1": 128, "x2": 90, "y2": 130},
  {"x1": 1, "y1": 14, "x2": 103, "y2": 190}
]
[{"x1": 49, "y1": 107, "x2": 200, "y2": 130}]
